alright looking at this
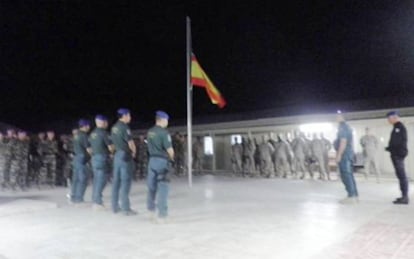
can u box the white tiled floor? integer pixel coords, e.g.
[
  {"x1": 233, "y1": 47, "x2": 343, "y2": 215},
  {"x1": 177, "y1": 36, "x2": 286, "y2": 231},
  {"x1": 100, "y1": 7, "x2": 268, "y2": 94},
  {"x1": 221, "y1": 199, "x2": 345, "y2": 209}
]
[{"x1": 0, "y1": 175, "x2": 413, "y2": 259}]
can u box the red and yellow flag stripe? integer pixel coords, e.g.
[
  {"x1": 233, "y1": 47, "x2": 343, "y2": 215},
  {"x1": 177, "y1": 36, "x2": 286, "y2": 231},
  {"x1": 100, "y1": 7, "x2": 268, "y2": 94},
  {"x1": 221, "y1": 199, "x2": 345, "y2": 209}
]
[{"x1": 191, "y1": 54, "x2": 226, "y2": 108}]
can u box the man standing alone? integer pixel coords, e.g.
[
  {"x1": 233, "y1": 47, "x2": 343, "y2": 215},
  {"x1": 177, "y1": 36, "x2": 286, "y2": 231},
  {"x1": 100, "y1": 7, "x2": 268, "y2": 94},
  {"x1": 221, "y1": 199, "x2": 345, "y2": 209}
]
[
  {"x1": 385, "y1": 111, "x2": 409, "y2": 205},
  {"x1": 334, "y1": 113, "x2": 358, "y2": 204}
]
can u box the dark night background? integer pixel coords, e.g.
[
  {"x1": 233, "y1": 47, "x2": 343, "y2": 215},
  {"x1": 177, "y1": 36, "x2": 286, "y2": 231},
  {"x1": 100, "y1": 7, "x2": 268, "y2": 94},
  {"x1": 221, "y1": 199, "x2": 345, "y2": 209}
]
[{"x1": 1, "y1": 1, "x2": 414, "y2": 131}]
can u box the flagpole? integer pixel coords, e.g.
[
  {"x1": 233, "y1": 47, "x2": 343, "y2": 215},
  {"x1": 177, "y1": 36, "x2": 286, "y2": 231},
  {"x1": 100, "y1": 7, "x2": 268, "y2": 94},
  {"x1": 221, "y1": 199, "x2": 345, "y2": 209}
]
[{"x1": 186, "y1": 16, "x2": 193, "y2": 187}]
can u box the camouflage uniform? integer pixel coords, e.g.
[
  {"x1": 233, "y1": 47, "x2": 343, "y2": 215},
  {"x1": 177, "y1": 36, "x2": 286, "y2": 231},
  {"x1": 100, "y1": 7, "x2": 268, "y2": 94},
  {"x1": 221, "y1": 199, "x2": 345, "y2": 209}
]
[
  {"x1": 242, "y1": 138, "x2": 256, "y2": 176},
  {"x1": 292, "y1": 134, "x2": 311, "y2": 179},
  {"x1": 259, "y1": 138, "x2": 274, "y2": 177},
  {"x1": 311, "y1": 135, "x2": 327, "y2": 180},
  {"x1": 10, "y1": 138, "x2": 29, "y2": 189},
  {"x1": 172, "y1": 134, "x2": 185, "y2": 176},
  {"x1": 231, "y1": 142, "x2": 243, "y2": 175},
  {"x1": 28, "y1": 136, "x2": 42, "y2": 187},
  {"x1": 2, "y1": 137, "x2": 14, "y2": 188},
  {"x1": 38, "y1": 139, "x2": 48, "y2": 184},
  {"x1": 39, "y1": 139, "x2": 58, "y2": 186},
  {"x1": 136, "y1": 139, "x2": 148, "y2": 179},
  {"x1": 62, "y1": 136, "x2": 74, "y2": 187},
  {"x1": 273, "y1": 138, "x2": 294, "y2": 178},
  {"x1": 193, "y1": 139, "x2": 204, "y2": 175},
  {"x1": 0, "y1": 138, "x2": 9, "y2": 188}
]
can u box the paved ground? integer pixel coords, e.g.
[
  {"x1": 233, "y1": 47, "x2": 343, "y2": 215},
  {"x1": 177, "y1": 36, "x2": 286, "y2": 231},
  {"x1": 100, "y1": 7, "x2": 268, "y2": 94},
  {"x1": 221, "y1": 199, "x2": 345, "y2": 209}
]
[{"x1": 0, "y1": 174, "x2": 413, "y2": 259}]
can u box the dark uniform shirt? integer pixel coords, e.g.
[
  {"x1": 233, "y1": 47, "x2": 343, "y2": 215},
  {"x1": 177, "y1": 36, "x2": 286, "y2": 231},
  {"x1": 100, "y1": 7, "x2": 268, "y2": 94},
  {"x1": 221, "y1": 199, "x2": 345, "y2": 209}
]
[
  {"x1": 89, "y1": 128, "x2": 112, "y2": 155},
  {"x1": 111, "y1": 121, "x2": 132, "y2": 152},
  {"x1": 334, "y1": 121, "x2": 354, "y2": 159},
  {"x1": 387, "y1": 121, "x2": 408, "y2": 157},
  {"x1": 147, "y1": 125, "x2": 172, "y2": 159},
  {"x1": 73, "y1": 131, "x2": 90, "y2": 156}
]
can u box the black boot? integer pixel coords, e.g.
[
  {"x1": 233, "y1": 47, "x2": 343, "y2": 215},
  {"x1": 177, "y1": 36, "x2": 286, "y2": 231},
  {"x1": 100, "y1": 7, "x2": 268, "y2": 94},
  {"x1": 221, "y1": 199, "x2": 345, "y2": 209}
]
[{"x1": 393, "y1": 197, "x2": 409, "y2": 205}]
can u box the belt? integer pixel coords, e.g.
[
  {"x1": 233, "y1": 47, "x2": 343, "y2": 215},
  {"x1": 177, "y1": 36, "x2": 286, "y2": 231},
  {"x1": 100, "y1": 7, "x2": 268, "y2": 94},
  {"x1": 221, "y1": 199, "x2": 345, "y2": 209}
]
[{"x1": 150, "y1": 155, "x2": 168, "y2": 160}]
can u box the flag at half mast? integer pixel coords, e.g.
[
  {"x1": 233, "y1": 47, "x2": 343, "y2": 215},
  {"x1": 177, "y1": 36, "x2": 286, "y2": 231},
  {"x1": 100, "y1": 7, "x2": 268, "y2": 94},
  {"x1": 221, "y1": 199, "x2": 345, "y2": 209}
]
[{"x1": 191, "y1": 54, "x2": 227, "y2": 108}]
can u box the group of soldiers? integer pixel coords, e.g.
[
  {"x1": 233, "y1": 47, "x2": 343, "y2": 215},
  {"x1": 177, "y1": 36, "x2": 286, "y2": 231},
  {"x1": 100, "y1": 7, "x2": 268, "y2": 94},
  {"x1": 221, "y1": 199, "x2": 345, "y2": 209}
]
[
  {"x1": 0, "y1": 128, "x2": 154, "y2": 191},
  {"x1": 231, "y1": 132, "x2": 333, "y2": 180},
  {"x1": 0, "y1": 129, "x2": 68, "y2": 190},
  {"x1": 231, "y1": 128, "x2": 380, "y2": 181},
  {"x1": 0, "y1": 125, "x2": 204, "y2": 192},
  {"x1": 171, "y1": 134, "x2": 205, "y2": 176},
  {"x1": 0, "y1": 124, "x2": 381, "y2": 191}
]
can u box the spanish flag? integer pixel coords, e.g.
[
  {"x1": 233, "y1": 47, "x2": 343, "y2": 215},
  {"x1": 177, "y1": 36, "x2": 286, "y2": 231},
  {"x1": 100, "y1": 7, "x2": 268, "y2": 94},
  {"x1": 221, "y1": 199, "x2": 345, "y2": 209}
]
[{"x1": 191, "y1": 54, "x2": 226, "y2": 108}]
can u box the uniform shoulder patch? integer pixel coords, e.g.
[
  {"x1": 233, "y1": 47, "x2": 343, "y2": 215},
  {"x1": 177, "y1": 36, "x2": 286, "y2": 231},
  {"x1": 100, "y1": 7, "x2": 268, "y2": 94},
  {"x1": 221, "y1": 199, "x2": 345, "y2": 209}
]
[
  {"x1": 112, "y1": 127, "x2": 119, "y2": 134},
  {"x1": 396, "y1": 128, "x2": 400, "y2": 133}
]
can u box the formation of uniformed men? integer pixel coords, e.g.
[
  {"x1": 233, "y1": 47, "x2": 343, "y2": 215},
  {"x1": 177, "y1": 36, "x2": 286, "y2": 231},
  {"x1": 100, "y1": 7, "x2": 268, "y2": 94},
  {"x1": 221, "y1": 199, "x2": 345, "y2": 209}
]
[
  {"x1": 63, "y1": 109, "x2": 176, "y2": 219},
  {"x1": 230, "y1": 132, "x2": 334, "y2": 180},
  {"x1": 1, "y1": 110, "x2": 408, "y2": 210},
  {"x1": 0, "y1": 127, "x2": 79, "y2": 191}
]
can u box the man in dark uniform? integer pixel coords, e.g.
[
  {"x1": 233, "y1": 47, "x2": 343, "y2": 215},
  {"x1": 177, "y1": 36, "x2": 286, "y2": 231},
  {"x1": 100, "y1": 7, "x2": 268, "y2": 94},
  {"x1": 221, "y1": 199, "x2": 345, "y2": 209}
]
[
  {"x1": 146, "y1": 111, "x2": 174, "y2": 223},
  {"x1": 70, "y1": 119, "x2": 91, "y2": 204},
  {"x1": 89, "y1": 115, "x2": 114, "y2": 210},
  {"x1": 385, "y1": 111, "x2": 409, "y2": 205},
  {"x1": 334, "y1": 112, "x2": 358, "y2": 204},
  {"x1": 111, "y1": 108, "x2": 137, "y2": 215}
]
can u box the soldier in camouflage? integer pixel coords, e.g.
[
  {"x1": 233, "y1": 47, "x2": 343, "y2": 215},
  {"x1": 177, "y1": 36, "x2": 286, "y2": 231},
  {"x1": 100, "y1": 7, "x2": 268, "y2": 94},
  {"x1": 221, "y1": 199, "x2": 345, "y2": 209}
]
[
  {"x1": 63, "y1": 129, "x2": 77, "y2": 196},
  {"x1": 60, "y1": 134, "x2": 71, "y2": 187},
  {"x1": 9, "y1": 131, "x2": 29, "y2": 190},
  {"x1": 0, "y1": 132, "x2": 8, "y2": 189},
  {"x1": 172, "y1": 132, "x2": 185, "y2": 176},
  {"x1": 273, "y1": 135, "x2": 294, "y2": 178},
  {"x1": 37, "y1": 132, "x2": 48, "y2": 185},
  {"x1": 259, "y1": 135, "x2": 275, "y2": 178},
  {"x1": 44, "y1": 131, "x2": 59, "y2": 186},
  {"x1": 311, "y1": 133, "x2": 328, "y2": 180},
  {"x1": 192, "y1": 136, "x2": 204, "y2": 175},
  {"x1": 231, "y1": 137, "x2": 243, "y2": 176},
  {"x1": 135, "y1": 134, "x2": 148, "y2": 180},
  {"x1": 242, "y1": 138, "x2": 256, "y2": 177},
  {"x1": 2, "y1": 129, "x2": 16, "y2": 189}
]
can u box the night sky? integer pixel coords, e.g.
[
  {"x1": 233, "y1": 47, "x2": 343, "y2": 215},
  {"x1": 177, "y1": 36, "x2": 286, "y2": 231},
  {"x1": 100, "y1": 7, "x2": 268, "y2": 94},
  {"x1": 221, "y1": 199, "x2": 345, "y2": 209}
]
[{"x1": 1, "y1": 1, "x2": 414, "y2": 131}]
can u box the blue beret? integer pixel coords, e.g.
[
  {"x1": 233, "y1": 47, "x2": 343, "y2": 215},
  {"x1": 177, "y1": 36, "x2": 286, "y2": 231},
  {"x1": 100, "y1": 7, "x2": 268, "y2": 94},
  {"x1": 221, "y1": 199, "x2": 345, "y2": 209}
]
[
  {"x1": 117, "y1": 108, "x2": 130, "y2": 116},
  {"x1": 386, "y1": 111, "x2": 399, "y2": 117},
  {"x1": 95, "y1": 114, "x2": 108, "y2": 121},
  {"x1": 156, "y1": 110, "x2": 169, "y2": 120},
  {"x1": 78, "y1": 119, "x2": 90, "y2": 127}
]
